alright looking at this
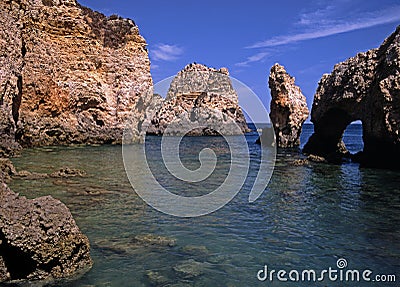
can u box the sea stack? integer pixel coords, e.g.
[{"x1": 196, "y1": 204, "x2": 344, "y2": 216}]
[
  {"x1": 146, "y1": 63, "x2": 250, "y2": 136},
  {"x1": 0, "y1": 0, "x2": 153, "y2": 151},
  {"x1": 268, "y1": 64, "x2": 309, "y2": 147},
  {"x1": 303, "y1": 25, "x2": 400, "y2": 168}
]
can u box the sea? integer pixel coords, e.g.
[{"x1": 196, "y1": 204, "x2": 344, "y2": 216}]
[{"x1": 7, "y1": 123, "x2": 400, "y2": 286}]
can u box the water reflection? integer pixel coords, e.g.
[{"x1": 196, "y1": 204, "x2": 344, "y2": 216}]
[{"x1": 6, "y1": 130, "x2": 400, "y2": 286}]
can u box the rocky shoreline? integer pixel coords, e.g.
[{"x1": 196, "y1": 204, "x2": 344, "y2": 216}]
[
  {"x1": 0, "y1": 158, "x2": 92, "y2": 284},
  {"x1": 0, "y1": 0, "x2": 399, "y2": 284}
]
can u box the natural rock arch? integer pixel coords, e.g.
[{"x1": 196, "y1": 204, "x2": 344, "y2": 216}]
[
  {"x1": 304, "y1": 108, "x2": 355, "y2": 162},
  {"x1": 303, "y1": 26, "x2": 400, "y2": 168}
]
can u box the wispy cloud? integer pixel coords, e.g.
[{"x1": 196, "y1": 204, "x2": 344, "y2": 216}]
[
  {"x1": 248, "y1": 6, "x2": 400, "y2": 48},
  {"x1": 235, "y1": 52, "x2": 270, "y2": 67},
  {"x1": 151, "y1": 44, "x2": 184, "y2": 61}
]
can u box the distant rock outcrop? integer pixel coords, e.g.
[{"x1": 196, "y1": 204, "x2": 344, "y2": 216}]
[
  {"x1": 303, "y1": 26, "x2": 400, "y2": 167},
  {"x1": 0, "y1": 183, "x2": 92, "y2": 283},
  {"x1": 146, "y1": 63, "x2": 250, "y2": 136},
  {"x1": 0, "y1": 0, "x2": 153, "y2": 152},
  {"x1": 269, "y1": 64, "x2": 309, "y2": 147}
]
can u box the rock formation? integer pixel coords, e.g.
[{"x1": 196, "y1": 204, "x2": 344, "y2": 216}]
[
  {"x1": 0, "y1": 0, "x2": 153, "y2": 152},
  {"x1": 303, "y1": 26, "x2": 400, "y2": 168},
  {"x1": 0, "y1": 158, "x2": 17, "y2": 183},
  {"x1": 146, "y1": 63, "x2": 250, "y2": 136},
  {"x1": 0, "y1": 183, "x2": 92, "y2": 283},
  {"x1": 269, "y1": 64, "x2": 309, "y2": 147}
]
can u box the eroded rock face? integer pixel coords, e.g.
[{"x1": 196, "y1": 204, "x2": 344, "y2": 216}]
[
  {"x1": 146, "y1": 63, "x2": 250, "y2": 136},
  {"x1": 0, "y1": 1, "x2": 23, "y2": 156},
  {"x1": 303, "y1": 26, "x2": 400, "y2": 167},
  {"x1": 269, "y1": 64, "x2": 309, "y2": 147},
  {"x1": 0, "y1": 0, "x2": 153, "y2": 148},
  {"x1": 0, "y1": 158, "x2": 17, "y2": 183},
  {"x1": 0, "y1": 183, "x2": 92, "y2": 283}
]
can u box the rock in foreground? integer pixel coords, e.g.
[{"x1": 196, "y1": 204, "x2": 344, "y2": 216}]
[
  {"x1": 303, "y1": 26, "x2": 400, "y2": 168},
  {"x1": 0, "y1": 183, "x2": 92, "y2": 283},
  {"x1": 269, "y1": 64, "x2": 309, "y2": 147}
]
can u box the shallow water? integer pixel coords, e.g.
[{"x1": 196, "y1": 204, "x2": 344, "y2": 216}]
[{"x1": 7, "y1": 124, "x2": 400, "y2": 286}]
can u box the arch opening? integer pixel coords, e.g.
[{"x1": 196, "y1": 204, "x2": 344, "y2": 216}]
[{"x1": 343, "y1": 120, "x2": 364, "y2": 155}]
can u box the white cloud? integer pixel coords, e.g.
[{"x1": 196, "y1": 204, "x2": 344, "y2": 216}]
[
  {"x1": 235, "y1": 52, "x2": 269, "y2": 67},
  {"x1": 248, "y1": 6, "x2": 400, "y2": 48},
  {"x1": 151, "y1": 44, "x2": 183, "y2": 61}
]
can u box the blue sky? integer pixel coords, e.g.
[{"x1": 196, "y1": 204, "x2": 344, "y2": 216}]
[{"x1": 79, "y1": 0, "x2": 399, "y2": 121}]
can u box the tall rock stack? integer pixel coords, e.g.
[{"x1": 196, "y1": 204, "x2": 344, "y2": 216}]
[
  {"x1": 268, "y1": 64, "x2": 309, "y2": 147},
  {"x1": 0, "y1": 0, "x2": 153, "y2": 151},
  {"x1": 303, "y1": 25, "x2": 400, "y2": 167},
  {"x1": 146, "y1": 63, "x2": 250, "y2": 136}
]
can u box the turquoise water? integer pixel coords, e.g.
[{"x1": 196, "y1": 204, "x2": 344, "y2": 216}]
[{"x1": 7, "y1": 124, "x2": 400, "y2": 286}]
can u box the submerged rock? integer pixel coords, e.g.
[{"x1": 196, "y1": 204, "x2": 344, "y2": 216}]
[
  {"x1": 181, "y1": 245, "x2": 210, "y2": 258},
  {"x1": 132, "y1": 234, "x2": 177, "y2": 247},
  {"x1": 303, "y1": 26, "x2": 400, "y2": 168},
  {"x1": 269, "y1": 64, "x2": 309, "y2": 147},
  {"x1": 93, "y1": 233, "x2": 177, "y2": 257},
  {"x1": 13, "y1": 166, "x2": 87, "y2": 180},
  {"x1": 146, "y1": 63, "x2": 250, "y2": 136},
  {"x1": 173, "y1": 259, "x2": 206, "y2": 279},
  {"x1": 49, "y1": 167, "x2": 87, "y2": 178},
  {"x1": 145, "y1": 270, "x2": 169, "y2": 286},
  {"x1": 292, "y1": 154, "x2": 328, "y2": 166},
  {"x1": 14, "y1": 170, "x2": 49, "y2": 180},
  {"x1": 0, "y1": 183, "x2": 92, "y2": 283}
]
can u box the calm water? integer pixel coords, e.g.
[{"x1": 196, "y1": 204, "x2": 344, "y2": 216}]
[{"x1": 7, "y1": 124, "x2": 400, "y2": 286}]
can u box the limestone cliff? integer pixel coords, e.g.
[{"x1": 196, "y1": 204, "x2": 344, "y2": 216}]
[
  {"x1": 303, "y1": 26, "x2": 400, "y2": 167},
  {"x1": 269, "y1": 64, "x2": 309, "y2": 147},
  {"x1": 0, "y1": 0, "x2": 153, "y2": 153},
  {"x1": 146, "y1": 63, "x2": 250, "y2": 136}
]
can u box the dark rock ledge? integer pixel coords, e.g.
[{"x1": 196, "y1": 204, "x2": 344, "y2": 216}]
[
  {"x1": 0, "y1": 159, "x2": 92, "y2": 284},
  {"x1": 0, "y1": 182, "x2": 92, "y2": 284}
]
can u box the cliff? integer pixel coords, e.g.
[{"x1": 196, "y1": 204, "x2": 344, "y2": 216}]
[
  {"x1": 269, "y1": 64, "x2": 309, "y2": 147},
  {"x1": 303, "y1": 26, "x2": 400, "y2": 167},
  {"x1": 0, "y1": 0, "x2": 156, "y2": 282},
  {"x1": 0, "y1": 0, "x2": 153, "y2": 154},
  {"x1": 146, "y1": 63, "x2": 250, "y2": 136}
]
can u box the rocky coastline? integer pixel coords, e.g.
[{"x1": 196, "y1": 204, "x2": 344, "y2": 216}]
[
  {"x1": 0, "y1": 182, "x2": 92, "y2": 283},
  {"x1": 0, "y1": 0, "x2": 399, "y2": 284},
  {"x1": 0, "y1": 0, "x2": 154, "y2": 283}
]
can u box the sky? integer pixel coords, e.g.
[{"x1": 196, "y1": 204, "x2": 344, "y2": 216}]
[{"x1": 79, "y1": 0, "x2": 400, "y2": 122}]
